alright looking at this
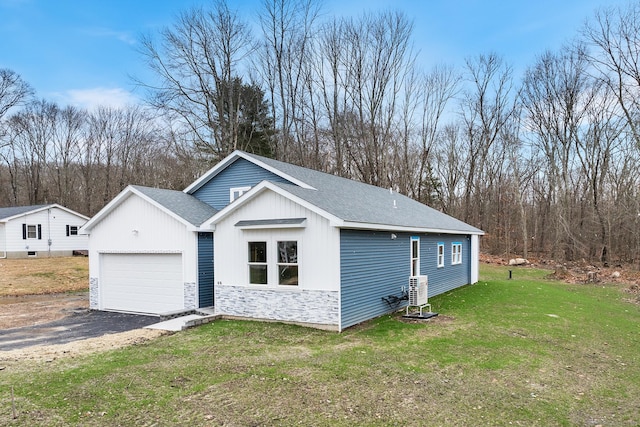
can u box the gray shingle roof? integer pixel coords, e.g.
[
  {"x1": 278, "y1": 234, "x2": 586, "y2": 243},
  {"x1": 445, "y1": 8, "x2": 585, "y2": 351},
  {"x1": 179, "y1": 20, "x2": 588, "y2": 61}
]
[
  {"x1": 243, "y1": 153, "x2": 482, "y2": 234},
  {"x1": 0, "y1": 204, "x2": 50, "y2": 221},
  {"x1": 131, "y1": 185, "x2": 218, "y2": 227}
]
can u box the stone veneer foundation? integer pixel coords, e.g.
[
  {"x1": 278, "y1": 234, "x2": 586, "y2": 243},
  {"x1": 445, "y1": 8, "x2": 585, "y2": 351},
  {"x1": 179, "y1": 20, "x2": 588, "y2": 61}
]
[{"x1": 215, "y1": 285, "x2": 339, "y2": 329}]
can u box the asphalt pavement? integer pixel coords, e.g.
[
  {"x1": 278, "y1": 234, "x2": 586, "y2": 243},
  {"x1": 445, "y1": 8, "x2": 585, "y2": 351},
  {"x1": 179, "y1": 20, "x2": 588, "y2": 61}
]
[{"x1": 0, "y1": 310, "x2": 159, "y2": 351}]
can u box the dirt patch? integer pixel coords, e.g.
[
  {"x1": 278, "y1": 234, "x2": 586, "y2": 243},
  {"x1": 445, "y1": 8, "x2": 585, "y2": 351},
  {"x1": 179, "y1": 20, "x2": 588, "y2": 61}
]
[
  {"x1": 480, "y1": 253, "x2": 640, "y2": 303},
  {"x1": 0, "y1": 328, "x2": 167, "y2": 364},
  {"x1": 397, "y1": 314, "x2": 455, "y2": 325}
]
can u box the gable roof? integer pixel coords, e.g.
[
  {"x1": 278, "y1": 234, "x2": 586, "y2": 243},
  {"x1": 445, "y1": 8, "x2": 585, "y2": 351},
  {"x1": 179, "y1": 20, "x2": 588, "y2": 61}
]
[
  {"x1": 131, "y1": 186, "x2": 218, "y2": 226},
  {"x1": 205, "y1": 151, "x2": 483, "y2": 235},
  {"x1": 183, "y1": 151, "x2": 315, "y2": 194},
  {"x1": 0, "y1": 204, "x2": 89, "y2": 222},
  {"x1": 81, "y1": 185, "x2": 218, "y2": 232}
]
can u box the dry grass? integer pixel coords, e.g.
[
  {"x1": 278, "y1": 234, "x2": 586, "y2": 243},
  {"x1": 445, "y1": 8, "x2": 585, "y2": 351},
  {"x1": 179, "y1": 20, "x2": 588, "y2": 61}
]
[{"x1": 0, "y1": 257, "x2": 89, "y2": 296}]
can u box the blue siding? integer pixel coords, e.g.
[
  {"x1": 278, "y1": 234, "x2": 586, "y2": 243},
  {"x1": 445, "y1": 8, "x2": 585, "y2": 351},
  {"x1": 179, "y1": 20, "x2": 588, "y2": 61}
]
[
  {"x1": 419, "y1": 234, "x2": 471, "y2": 297},
  {"x1": 192, "y1": 158, "x2": 292, "y2": 210},
  {"x1": 340, "y1": 230, "x2": 411, "y2": 330},
  {"x1": 198, "y1": 232, "x2": 214, "y2": 307},
  {"x1": 340, "y1": 230, "x2": 472, "y2": 330}
]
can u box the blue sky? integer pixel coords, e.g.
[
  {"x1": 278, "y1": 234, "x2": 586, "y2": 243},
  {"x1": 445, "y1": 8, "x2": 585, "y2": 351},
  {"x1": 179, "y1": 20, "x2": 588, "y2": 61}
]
[{"x1": 0, "y1": 0, "x2": 629, "y2": 110}]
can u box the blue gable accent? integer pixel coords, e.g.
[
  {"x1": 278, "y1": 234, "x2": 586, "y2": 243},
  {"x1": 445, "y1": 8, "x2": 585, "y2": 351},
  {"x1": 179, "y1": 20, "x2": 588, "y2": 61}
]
[
  {"x1": 198, "y1": 232, "x2": 214, "y2": 307},
  {"x1": 340, "y1": 229, "x2": 472, "y2": 330},
  {"x1": 191, "y1": 157, "x2": 293, "y2": 210}
]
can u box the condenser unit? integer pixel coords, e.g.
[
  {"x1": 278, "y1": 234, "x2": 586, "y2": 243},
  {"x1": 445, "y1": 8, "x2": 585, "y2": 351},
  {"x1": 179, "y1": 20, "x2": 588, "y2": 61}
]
[
  {"x1": 406, "y1": 275, "x2": 430, "y2": 316},
  {"x1": 408, "y1": 275, "x2": 428, "y2": 306}
]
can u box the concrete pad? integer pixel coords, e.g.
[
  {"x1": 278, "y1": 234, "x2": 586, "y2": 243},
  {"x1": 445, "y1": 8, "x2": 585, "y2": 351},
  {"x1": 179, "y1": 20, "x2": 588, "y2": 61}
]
[{"x1": 145, "y1": 314, "x2": 205, "y2": 332}]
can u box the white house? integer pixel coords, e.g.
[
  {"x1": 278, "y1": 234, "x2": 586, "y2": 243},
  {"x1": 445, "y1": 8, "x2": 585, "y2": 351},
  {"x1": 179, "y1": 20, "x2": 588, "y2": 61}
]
[
  {"x1": 81, "y1": 151, "x2": 483, "y2": 331},
  {"x1": 0, "y1": 204, "x2": 89, "y2": 258}
]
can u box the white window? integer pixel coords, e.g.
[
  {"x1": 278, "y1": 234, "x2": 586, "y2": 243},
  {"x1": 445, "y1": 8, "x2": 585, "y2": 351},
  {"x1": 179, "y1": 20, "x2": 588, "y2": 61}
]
[
  {"x1": 277, "y1": 241, "x2": 298, "y2": 285},
  {"x1": 26, "y1": 224, "x2": 37, "y2": 239},
  {"x1": 410, "y1": 236, "x2": 420, "y2": 276},
  {"x1": 248, "y1": 240, "x2": 299, "y2": 286},
  {"x1": 452, "y1": 242, "x2": 462, "y2": 265},
  {"x1": 66, "y1": 225, "x2": 78, "y2": 236},
  {"x1": 230, "y1": 186, "x2": 251, "y2": 202},
  {"x1": 248, "y1": 241, "x2": 268, "y2": 284},
  {"x1": 437, "y1": 243, "x2": 444, "y2": 268}
]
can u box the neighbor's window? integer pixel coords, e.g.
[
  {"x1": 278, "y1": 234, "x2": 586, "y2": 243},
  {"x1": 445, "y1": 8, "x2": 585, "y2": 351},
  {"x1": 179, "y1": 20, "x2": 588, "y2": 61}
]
[
  {"x1": 452, "y1": 242, "x2": 462, "y2": 265},
  {"x1": 67, "y1": 225, "x2": 78, "y2": 236},
  {"x1": 437, "y1": 243, "x2": 445, "y2": 268},
  {"x1": 248, "y1": 241, "x2": 268, "y2": 284},
  {"x1": 230, "y1": 186, "x2": 251, "y2": 202},
  {"x1": 277, "y1": 241, "x2": 298, "y2": 285},
  {"x1": 27, "y1": 224, "x2": 37, "y2": 239}
]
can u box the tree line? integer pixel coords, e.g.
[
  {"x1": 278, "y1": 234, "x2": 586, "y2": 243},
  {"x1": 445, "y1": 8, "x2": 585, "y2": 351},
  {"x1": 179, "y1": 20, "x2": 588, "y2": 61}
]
[{"x1": 1, "y1": 0, "x2": 640, "y2": 265}]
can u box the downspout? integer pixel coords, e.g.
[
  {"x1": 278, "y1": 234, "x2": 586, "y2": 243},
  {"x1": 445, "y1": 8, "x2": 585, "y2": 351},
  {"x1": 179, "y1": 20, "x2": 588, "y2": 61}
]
[
  {"x1": 0, "y1": 221, "x2": 5, "y2": 259},
  {"x1": 0, "y1": 225, "x2": 5, "y2": 259},
  {"x1": 47, "y1": 208, "x2": 52, "y2": 257}
]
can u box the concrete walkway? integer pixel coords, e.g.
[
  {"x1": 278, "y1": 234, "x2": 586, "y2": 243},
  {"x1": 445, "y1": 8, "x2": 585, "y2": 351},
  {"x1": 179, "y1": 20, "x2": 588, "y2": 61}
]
[{"x1": 145, "y1": 310, "x2": 219, "y2": 332}]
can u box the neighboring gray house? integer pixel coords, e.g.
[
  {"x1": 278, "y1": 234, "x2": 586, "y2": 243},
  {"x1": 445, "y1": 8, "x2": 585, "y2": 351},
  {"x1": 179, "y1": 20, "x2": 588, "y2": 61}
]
[
  {"x1": 0, "y1": 204, "x2": 89, "y2": 258},
  {"x1": 81, "y1": 151, "x2": 483, "y2": 331}
]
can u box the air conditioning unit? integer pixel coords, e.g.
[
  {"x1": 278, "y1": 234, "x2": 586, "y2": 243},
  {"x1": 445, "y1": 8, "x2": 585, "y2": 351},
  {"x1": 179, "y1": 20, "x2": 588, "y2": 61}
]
[{"x1": 408, "y1": 275, "x2": 428, "y2": 306}]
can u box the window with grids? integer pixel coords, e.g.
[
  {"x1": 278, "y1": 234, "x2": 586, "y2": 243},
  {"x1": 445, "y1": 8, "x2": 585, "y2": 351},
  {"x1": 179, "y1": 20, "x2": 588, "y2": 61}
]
[
  {"x1": 451, "y1": 242, "x2": 462, "y2": 265},
  {"x1": 248, "y1": 241, "x2": 268, "y2": 284},
  {"x1": 437, "y1": 243, "x2": 445, "y2": 268},
  {"x1": 411, "y1": 237, "x2": 420, "y2": 276},
  {"x1": 26, "y1": 225, "x2": 37, "y2": 239},
  {"x1": 277, "y1": 241, "x2": 298, "y2": 285}
]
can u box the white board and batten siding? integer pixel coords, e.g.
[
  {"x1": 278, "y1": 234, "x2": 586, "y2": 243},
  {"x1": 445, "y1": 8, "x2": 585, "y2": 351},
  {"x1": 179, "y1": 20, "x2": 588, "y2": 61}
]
[
  {"x1": 1, "y1": 206, "x2": 88, "y2": 257},
  {"x1": 214, "y1": 189, "x2": 341, "y2": 291},
  {"x1": 214, "y1": 189, "x2": 341, "y2": 329},
  {"x1": 87, "y1": 194, "x2": 198, "y2": 314}
]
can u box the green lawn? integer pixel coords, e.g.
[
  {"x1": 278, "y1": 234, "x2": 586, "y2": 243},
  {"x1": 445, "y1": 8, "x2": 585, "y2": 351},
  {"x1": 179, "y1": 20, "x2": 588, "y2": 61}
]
[{"x1": 2, "y1": 264, "x2": 639, "y2": 426}]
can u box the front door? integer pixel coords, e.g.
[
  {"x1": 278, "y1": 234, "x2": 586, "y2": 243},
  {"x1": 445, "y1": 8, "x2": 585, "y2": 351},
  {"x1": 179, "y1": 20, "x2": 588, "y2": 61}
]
[{"x1": 198, "y1": 232, "x2": 214, "y2": 307}]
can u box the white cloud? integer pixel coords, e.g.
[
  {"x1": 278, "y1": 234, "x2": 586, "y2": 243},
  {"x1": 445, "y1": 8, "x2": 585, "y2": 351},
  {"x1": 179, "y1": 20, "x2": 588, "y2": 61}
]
[{"x1": 61, "y1": 87, "x2": 140, "y2": 110}]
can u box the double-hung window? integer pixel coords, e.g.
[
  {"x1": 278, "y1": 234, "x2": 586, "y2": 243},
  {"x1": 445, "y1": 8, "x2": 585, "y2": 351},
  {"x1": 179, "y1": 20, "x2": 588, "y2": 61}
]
[
  {"x1": 26, "y1": 225, "x2": 37, "y2": 239},
  {"x1": 248, "y1": 241, "x2": 268, "y2": 284},
  {"x1": 437, "y1": 243, "x2": 445, "y2": 268},
  {"x1": 410, "y1": 236, "x2": 420, "y2": 276},
  {"x1": 23, "y1": 224, "x2": 40, "y2": 239},
  {"x1": 248, "y1": 240, "x2": 299, "y2": 286},
  {"x1": 277, "y1": 241, "x2": 298, "y2": 285},
  {"x1": 452, "y1": 242, "x2": 462, "y2": 265}
]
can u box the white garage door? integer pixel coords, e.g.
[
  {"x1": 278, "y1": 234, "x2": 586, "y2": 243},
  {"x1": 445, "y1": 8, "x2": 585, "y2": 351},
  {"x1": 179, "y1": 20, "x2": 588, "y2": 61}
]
[{"x1": 101, "y1": 253, "x2": 183, "y2": 314}]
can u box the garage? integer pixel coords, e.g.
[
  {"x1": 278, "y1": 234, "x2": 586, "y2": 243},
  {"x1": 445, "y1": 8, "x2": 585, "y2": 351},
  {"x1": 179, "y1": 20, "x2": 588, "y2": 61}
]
[{"x1": 101, "y1": 253, "x2": 184, "y2": 315}]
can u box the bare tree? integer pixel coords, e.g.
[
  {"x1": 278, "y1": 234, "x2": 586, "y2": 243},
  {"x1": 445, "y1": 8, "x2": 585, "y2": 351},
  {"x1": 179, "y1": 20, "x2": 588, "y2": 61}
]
[
  {"x1": 0, "y1": 69, "x2": 33, "y2": 121},
  {"x1": 4, "y1": 100, "x2": 57, "y2": 204},
  {"x1": 459, "y1": 53, "x2": 517, "y2": 227},
  {"x1": 49, "y1": 106, "x2": 85, "y2": 207},
  {"x1": 258, "y1": 0, "x2": 321, "y2": 163},
  {"x1": 138, "y1": 0, "x2": 256, "y2": 161},
  {"x1": 582, "y1": 3, "x2": 640, "y2": 149}
]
